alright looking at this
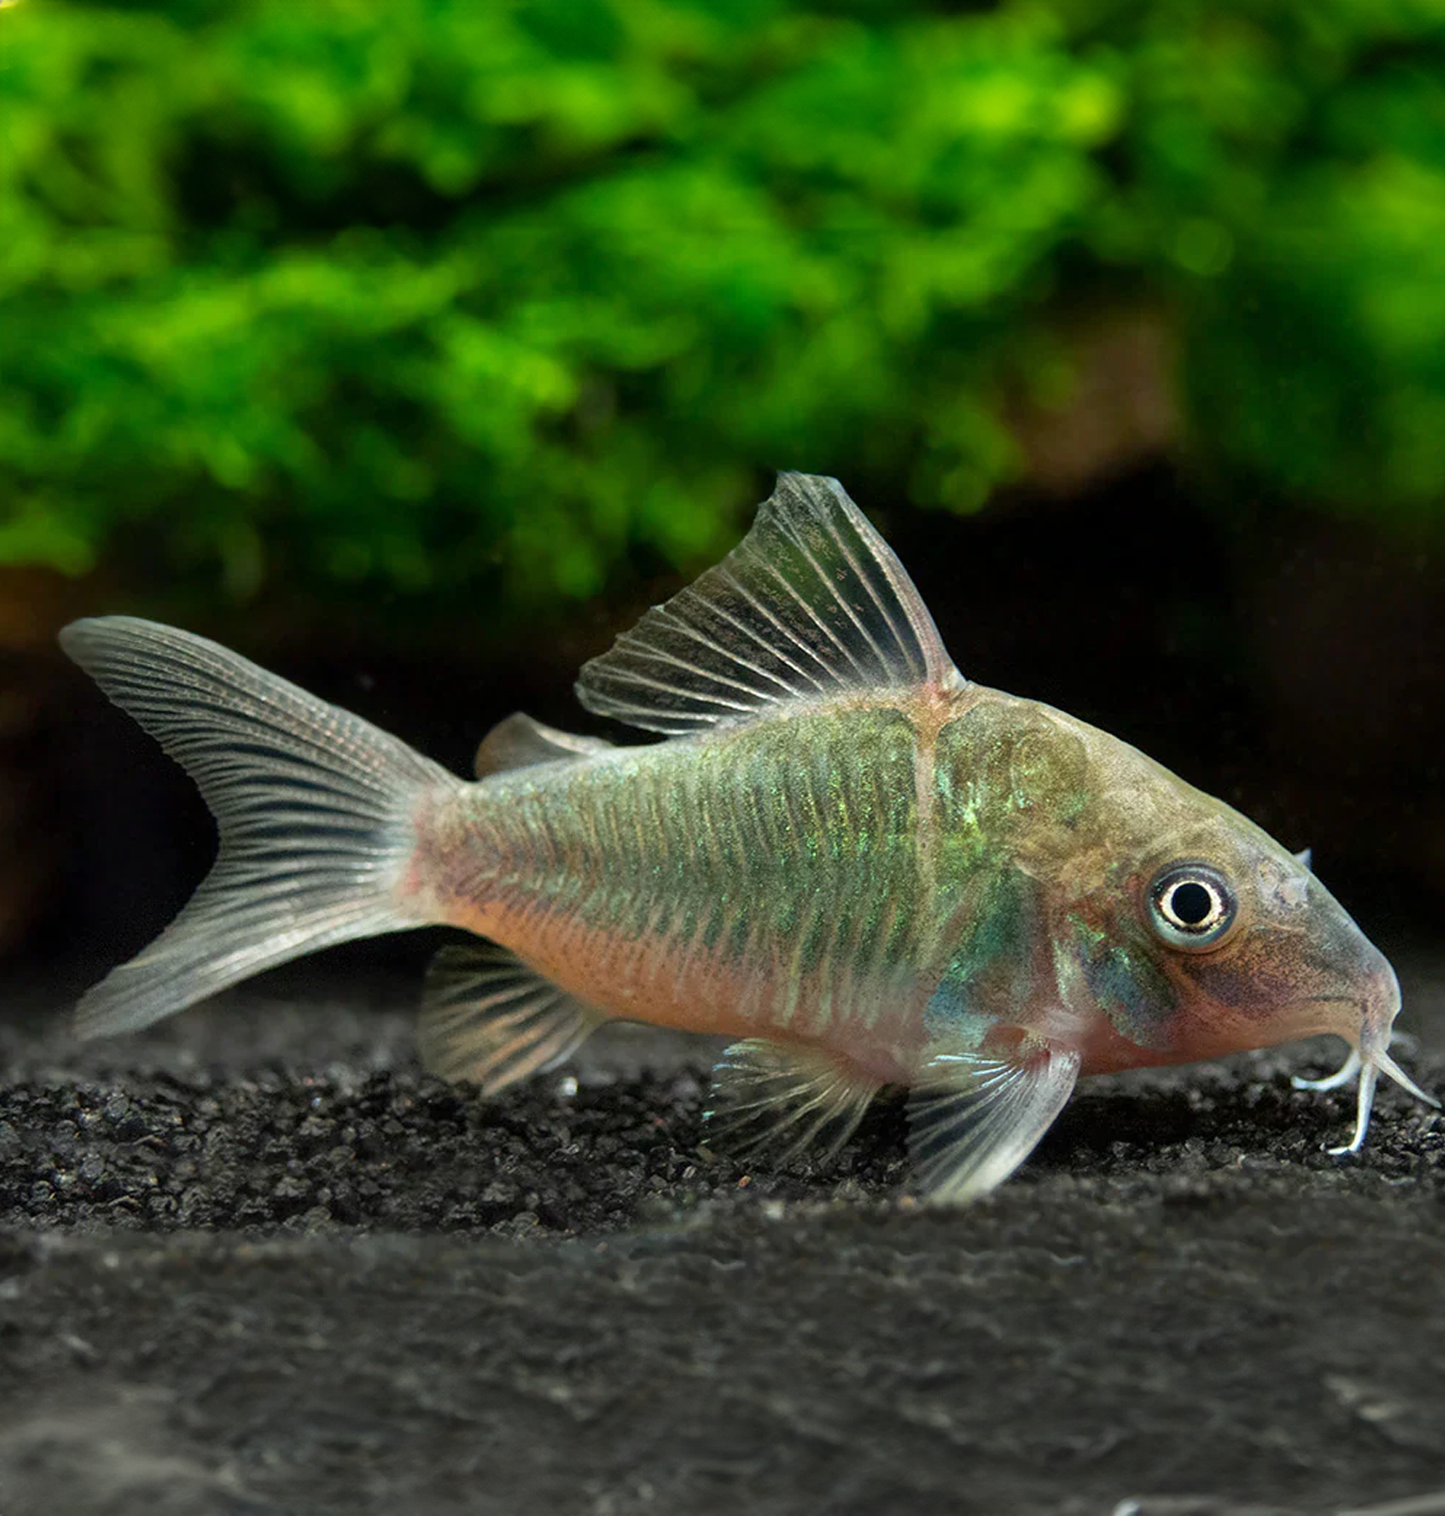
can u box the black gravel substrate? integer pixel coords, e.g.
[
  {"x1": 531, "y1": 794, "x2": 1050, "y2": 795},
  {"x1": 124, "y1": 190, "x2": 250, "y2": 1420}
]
[{"x1": 2, "y1": 977, "x2": 1444, "y2": 1516}]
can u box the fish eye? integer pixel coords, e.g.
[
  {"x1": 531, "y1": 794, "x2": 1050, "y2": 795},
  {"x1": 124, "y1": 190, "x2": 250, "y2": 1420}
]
[{"x1": 1147, "y1": 863, "x2": 1238, "y2": 951}]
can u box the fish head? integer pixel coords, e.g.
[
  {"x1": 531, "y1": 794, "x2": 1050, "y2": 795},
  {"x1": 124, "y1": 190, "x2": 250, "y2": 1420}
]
[
  {"x1": 1056, "y1": 743, "x2": 1436, "y2": 1146},
  {"x1": 1106, "y1": 820, "x2": 1391, "y2": 1058}
]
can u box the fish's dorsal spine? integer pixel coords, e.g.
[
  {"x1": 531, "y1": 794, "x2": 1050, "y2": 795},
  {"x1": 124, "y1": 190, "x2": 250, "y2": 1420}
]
[{"x1": 574, "y1": 473, "x2": 965, "y2": 737}]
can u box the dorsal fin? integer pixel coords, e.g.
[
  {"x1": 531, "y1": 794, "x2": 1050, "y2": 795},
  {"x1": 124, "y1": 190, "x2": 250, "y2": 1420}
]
[
  {"x1": 474, "y1": 712, "x2": 614, "y2": 778},
  {"x1": 575, "y1": 473, "x2": 964, "y2": 736}
]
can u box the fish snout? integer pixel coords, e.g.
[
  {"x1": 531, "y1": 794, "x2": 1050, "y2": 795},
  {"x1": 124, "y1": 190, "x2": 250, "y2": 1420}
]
[
  {"x1": 1292, "y1": 955, "x2": 1439, "y2": 1154},
  {"x1": 1357, "y1": 956, "x2": 1403, "y2": 1063}
]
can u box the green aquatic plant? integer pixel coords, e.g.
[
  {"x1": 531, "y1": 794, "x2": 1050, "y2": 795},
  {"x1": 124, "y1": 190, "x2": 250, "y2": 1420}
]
[{"x1": 2, "y1": 0, "x2": 1443, "y2": 611}]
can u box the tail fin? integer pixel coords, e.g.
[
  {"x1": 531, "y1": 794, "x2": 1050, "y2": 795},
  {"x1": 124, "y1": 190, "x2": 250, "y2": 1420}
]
[{"x1": 60, "y1": 616, "x2": 462, "y2": 1038}]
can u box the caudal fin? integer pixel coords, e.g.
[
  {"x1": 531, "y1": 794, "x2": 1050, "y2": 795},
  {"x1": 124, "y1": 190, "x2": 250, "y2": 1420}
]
[{"x1": 61, "y1": 616, "x2": 462, "y2": 1038}]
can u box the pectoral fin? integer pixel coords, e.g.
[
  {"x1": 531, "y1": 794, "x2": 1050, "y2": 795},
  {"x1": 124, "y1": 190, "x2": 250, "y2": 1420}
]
[
  {"x1": 908, "y1": 1038, "x2": 1080, "y2": 1204},
  {"x1": 703, "y1": 1038, "x2": 882, "y2": 1165},
  {"x1": 418, "y1": 942, "x2": 608, "y2": 1095}
]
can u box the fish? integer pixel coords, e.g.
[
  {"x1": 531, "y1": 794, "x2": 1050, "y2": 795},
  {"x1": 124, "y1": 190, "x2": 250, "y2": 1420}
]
[{"x1": 60, "y1": 472, "x2": 1438, "y2": 1202}]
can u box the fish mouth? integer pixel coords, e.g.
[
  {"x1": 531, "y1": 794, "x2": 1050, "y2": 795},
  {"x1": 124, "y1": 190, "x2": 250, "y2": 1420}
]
[{"x1": 1291, "y1": 962, "x2": 1440, "y2": 1154}]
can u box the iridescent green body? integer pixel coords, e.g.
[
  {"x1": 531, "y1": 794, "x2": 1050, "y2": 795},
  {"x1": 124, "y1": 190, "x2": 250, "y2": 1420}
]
[
  {"x1": 62, "y1": 472, "x2": 1437, "y2": 1202},
  {"x1": 454, "y1": 703, "x2": 929, "y2": 1064},
  {"x1": 432, "y1": 682, "x2": 1326, "y2": 1087},
  {"x1": 448, "y1": 701, "x2": 937, "y2": 1075}
]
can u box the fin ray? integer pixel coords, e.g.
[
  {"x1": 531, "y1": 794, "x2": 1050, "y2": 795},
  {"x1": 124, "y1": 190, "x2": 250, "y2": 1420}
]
[
  {"x1": 908, "y1": 1040, "x2": 1080, "y2": 1204},
  {"x1": 60, "y1": 617, "x2": 457, "y2": 1037},
  {"x1": 703, "y1": 1038, "x2": 881, "y2": 1165},
  {"x1": 418, "y1": 942, "x2": 607, "y2": 1094},
  {"x1": 575, "y1": 473, "x2": 963, "y2": 735},
  {"x1": 660, "y1": 606, "x2": 800, "y2": 697},
  {"x1": 719, "y1": 568, "x2": 833, "y2": 692},
  {"x1": 770, "y1": 525, "x2": 876, "y2": 678}
]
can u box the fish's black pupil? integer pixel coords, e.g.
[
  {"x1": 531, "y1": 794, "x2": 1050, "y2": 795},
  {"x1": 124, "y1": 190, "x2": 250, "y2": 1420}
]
[{"x1": 1169, "y1": 880, "x2": 1214, "y2": 926}]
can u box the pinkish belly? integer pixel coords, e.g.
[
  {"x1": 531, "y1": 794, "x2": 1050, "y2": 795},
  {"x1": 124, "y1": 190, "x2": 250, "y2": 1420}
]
[{"x1": 465, "y1": 896, "x2": 926, "y2": 1084}]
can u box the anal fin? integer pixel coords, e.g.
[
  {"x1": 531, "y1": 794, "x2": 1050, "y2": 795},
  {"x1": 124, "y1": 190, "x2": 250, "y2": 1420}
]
[
  {"x1": 703, "y1": 1038, "x2": 882, "y2": 1166},
  {"x1": 419, "y1": 941, "x2": 607, "y2": 1095},
  {"x1": 908, "y1": 1038, "x2": 1080, "y2": 1204}
]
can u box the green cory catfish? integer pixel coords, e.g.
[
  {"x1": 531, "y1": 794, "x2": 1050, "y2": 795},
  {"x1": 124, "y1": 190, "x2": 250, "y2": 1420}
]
[{"x1": 62, "y1": 474, "x2": 1435, "y2": 1201}]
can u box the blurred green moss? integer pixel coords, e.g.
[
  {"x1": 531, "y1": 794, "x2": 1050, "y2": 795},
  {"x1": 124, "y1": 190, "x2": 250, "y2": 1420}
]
[{"x1": 2, "y1": 0, "x2": 1443, "y2": 610}]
